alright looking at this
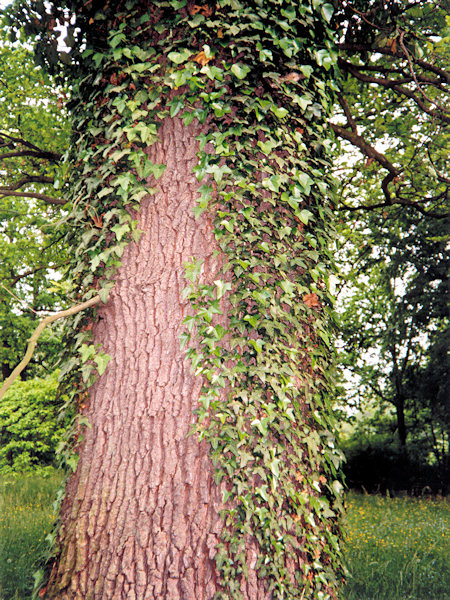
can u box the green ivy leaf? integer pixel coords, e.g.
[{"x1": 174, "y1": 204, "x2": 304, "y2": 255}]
[
  {"x1": 94, "y1": 353, "x2": 112, "y2": 375},
  {"x1": 230, "y1": 63, "x2": 251, "y2": 79},
  {"x1": 321, "y1": 3, "x2": 334, "y2": 22},
  {"x1": 167, "y1": 48, "x2": 193, "y2": 64}
]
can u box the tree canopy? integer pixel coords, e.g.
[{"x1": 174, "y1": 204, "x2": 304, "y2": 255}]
[{"x1": 0, "y1": 18, "x2": 70, "y2": 379}]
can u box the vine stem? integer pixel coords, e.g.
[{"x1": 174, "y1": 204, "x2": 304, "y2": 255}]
[{"x1": 0, "y1": 295, "x2": 100, "y2": 400}]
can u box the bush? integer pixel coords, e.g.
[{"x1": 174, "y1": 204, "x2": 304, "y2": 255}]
[
  {"x1": 0, "y1": 372, "x2": 69, "y2": 474},
  {"x1": 341, "y1": 437, "x2": 446, "y2": 495}
]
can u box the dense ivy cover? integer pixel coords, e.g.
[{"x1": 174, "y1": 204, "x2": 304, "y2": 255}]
[{"x1": 7, "y1": 0, "x2": 345, "y2": 598}]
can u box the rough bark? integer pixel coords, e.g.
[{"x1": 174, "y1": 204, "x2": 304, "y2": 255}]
[{"x1": 47, "y1": 117, "x2": 228, "y2": 600}]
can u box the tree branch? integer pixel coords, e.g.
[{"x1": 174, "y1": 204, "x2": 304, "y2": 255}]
[
  {"x1": 398, "y1": 31, "x2": 450, "y2": 114},
  {"x1": 338, "y1": 60, "x2": 450, "y2": 123},
  {"x1": 330, "y1": 122, "x2": 399, "y2": 177},
  {"x1": 0, "y1": 189, "x2": 66, "y2": 205},
  {"x1": 0, "y1": 132, "x2": 62, "y2": 162},
  {"x1": 337, "y1": 43, "x2": 450, "y2": 82},
  {"x1": 338, "y1": 197, "x2": 447, "y2": 219},
  {"x1": 0, "y1": 295, "x2": 101, "y2": 400},
  {"x1": 9, "y1": 264, "x2": 51, "y2": 287}
]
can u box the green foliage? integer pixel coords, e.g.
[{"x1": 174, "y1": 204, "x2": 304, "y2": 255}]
[
  {"x1": 333, "y1": 0, "x2": 449, "y2": 488},
  {"x1": 333, "y1": 0, "x2": 448, "y2": 216},
  {"x1": 0, "y1": 372, "x2": 69, "y2": 474},
  {"x1": 0, "y1": 21, "x2": 70, "y2": 379},
  {"x1": 336, "y1": 167, "x2": 449, "y2": 478}
]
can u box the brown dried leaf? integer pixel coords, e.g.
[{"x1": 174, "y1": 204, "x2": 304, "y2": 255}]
[
  {"x1": 189, "y1": 4, "x2": 214, "y2": 16},
  {"x1": 303, "y1": 293, "x2": 320, "y2": 309},
  {"x1": 193, "y1": 51, "x2": 212, "y2": 66}
]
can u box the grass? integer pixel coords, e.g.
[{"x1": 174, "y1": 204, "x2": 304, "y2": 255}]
[
  {"x1": 342, "y1": 492, "x2": 450, "y2": 600},
  {"x1": 0, "y1": 471, "x2": 63, "y2": 600},
  {"x1": 0, "y1": 476, "x2": 449, "y2": 599}
]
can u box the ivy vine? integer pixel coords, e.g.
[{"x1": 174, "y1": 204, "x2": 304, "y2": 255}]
[{"x1": 8, "y1": 1, "x2": 345, "y2": 598}]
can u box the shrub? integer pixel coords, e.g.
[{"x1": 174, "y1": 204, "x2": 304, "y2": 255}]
[{"x1": 0, "y1": 372, "x2": 69, "y2": 474}]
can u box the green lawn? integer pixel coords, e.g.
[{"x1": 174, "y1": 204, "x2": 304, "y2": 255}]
[
  {"x1": 1, "y1": 475, "x2": 449, "y2": 599},
  {"x1": 0, "y1": 472, "x2": 63, "y2": 600},
  {"x1": 342, "y1": 492, "x2": 450, "y2": 600}
]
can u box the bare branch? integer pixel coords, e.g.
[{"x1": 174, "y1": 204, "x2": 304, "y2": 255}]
[
  {"x1": 330, "y1": 122, "x2": 399, "y2": 178},
  {"x1": 0, "y1": 283, "x2": 40, "y2": 313},
  {"x1": 426, "y1": 146, "x2": 450, "y2": 185},
  {"x1": 0, "y1": 132, "x2": 62, "y2": 162},
  {"x1": 9, "y1": 264, "x2": 50, "y2": 287},
  {"x1": 1, "y1": 175, "x2": 55, "y2": 190},
  {"x1": 0, "y1": 295, "x2": 101, "y2": 400},
  {"x1": 337, "y1": 92, "x2": 357, "y2": 132},
  {"x1": 338, "y1": 197, "x2": 448, "y2": 219}
]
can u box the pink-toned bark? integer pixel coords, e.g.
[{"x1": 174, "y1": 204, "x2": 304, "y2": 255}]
[{"x1": 47, "y1": 117, "x2": 229, "y2": 599}]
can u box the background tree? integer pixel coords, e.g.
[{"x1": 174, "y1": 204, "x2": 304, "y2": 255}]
[
  {"x1": 332, "y1": 0, "x2": 449, "y2": 492},
  {"x1": 0, "y1": 19, "x2": 69, "y2": 379},
  {"x1": 332, "y1": 0, "x2": 448, "y2": 217},
  {"x1": 0, "y1": 371, "x2": 69, "y2": 473}
]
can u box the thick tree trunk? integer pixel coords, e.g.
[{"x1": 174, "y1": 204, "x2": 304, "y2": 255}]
[
  {"x1": 41, "y1": 4, "x2": 343, "y2": 597},
  {"x1": 47, "y1": 118, "x2": 228, "y2": 599}
]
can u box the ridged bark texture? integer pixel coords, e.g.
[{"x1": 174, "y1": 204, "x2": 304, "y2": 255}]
[{"x1": 47, "y1": 118, "x2": 229, "y2": 600}]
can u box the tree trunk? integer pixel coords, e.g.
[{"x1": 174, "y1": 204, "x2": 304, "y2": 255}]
[
  {"x1": 395, "y1": 396, "x2": 407, "y2": 451},
  {"x1": 40, "y1": 4, "x2": 343, "y2": 598},
  {"x1": 47, "y1": 118, "x2": 230, "y2": 599}
]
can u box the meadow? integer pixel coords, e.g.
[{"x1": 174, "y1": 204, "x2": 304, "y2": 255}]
[
  {"x1": 342, "y1": 492, "x2": 450, "y2": 600},
  {"x1": 0, "y1": 475, "x2": 449, "y2": 599},
  {"x1": 0, "y1": 472, "x2": 63, "y2": 600}
]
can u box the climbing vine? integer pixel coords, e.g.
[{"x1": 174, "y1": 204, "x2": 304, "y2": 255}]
[{"x1": 7, "y1": 0, "x2": 345, "y2": 598}]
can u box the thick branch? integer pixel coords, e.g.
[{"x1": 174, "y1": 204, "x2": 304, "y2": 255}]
[
  {"x1": 339, "y1": 60, "x2": 450, "y2": 123},
  {"x1": 337, "y1": 92, "x2": 357, "y2": 132},
  {"x1": 0, "y1": 149, "x2": 62, "y2": 161},
  {"x1": 0, "y1": 189, "x2": 66, "y2": 205},
  {"x1": 1, "y1": 175, "x2": 55, "y2": 190},
  {"x1": 9, "y1": 264, "x2": 50, "y2": 287},
  {"x1": 398, "y1": 31, "x2": 450, "y2": 114},
  {"x1": 338, "y1": 197, "x2": 447, "y2": 219},
  {"x1": 0, "y1": 132, "x2": 62, "y2": 162},
  {"x1": 330, "y1": 122, "x2": 399, "y2": 177},
  {"x1": 337, "y1": 43, "x2": 450, "y2": 82},
  {"x1": 0, "y1": 295, "x2": 101, "y2": 400}
]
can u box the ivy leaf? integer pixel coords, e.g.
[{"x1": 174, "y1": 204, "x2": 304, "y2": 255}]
[
  {"x1": 167, "y1": 48, "x2": 193, "y2": 64},
  {"x1": 280, "y1": 280, "x2": 296, "y2": 295},
  {"x1": 94, "y1": 353, "x2": 112, "y2": 375},
  {"x1": 298, "y1": 172, "x2": 313, "y2": 194},
  {"x1": 303, "y1": 293, "x2": 320, "y2": 308},
  {"x1": 109, "y1": 32, "x2": 126, "y2": 49},
  {"x1": 214, "y1": 279, "x2": 232, "y2": 299},
  {"x1": 321, "y1": 3, "x2": 334, "y2": 22},
  {"x1": 66, "y1": 453, "x2": 79, "y2": 472},
  {"x1": 298, "y1": 209, "x2": 314, "y2": 225},
  {"x1": 231, "y1": 63, "x2": 251, "y2": 79},
  {"x1": 79, "y1": 344, "x2": 96, "y2": 363}
]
